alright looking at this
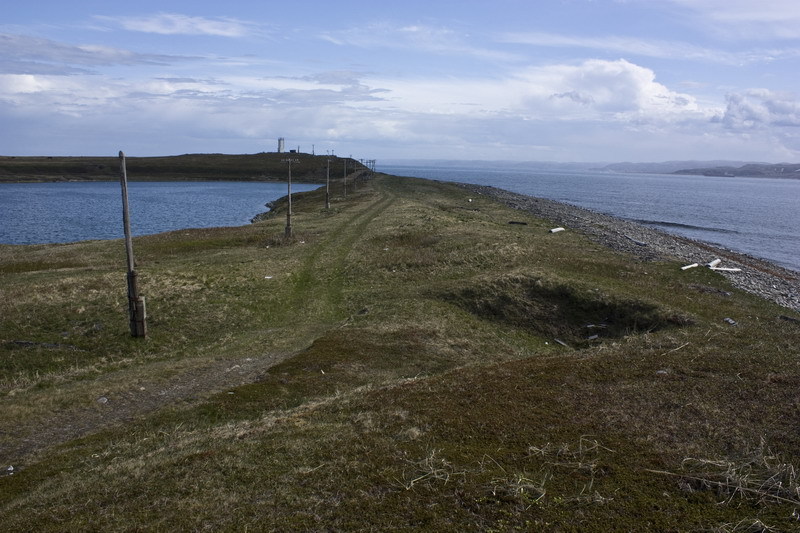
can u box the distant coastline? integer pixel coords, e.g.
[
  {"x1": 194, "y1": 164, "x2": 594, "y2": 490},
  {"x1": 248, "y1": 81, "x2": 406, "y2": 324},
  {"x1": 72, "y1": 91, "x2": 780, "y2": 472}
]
[
  {"x1": 598, "y1": 161, "x2": 800, "y2": 178},
  {"x1": 380, "y1": 158, "x2": 800, "y2": 178}
]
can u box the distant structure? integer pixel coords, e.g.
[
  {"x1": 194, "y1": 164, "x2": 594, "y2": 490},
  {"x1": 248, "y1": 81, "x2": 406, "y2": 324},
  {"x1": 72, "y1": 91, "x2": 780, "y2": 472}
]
[{"x1": 277, "y1": 137, "x2": 285, "y2": 153}]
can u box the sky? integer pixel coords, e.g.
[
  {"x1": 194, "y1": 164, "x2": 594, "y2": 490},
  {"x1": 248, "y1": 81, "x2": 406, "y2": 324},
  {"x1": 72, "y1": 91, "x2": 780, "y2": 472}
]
[{"x1": 2, "y1": 0, "x2": 800, "y2": 163}]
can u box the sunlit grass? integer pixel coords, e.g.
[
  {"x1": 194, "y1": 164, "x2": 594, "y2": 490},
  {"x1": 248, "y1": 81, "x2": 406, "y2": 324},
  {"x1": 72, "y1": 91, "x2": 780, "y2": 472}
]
[{"x1": 1, "y1": 175, "x2": 799, "y2": 530}]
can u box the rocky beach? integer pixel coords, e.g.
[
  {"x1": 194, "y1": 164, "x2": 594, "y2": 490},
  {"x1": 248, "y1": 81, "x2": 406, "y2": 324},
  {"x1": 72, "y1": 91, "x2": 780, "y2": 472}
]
[{"x1": 459, "y1": 183, "x2": 800, "y2": 312}]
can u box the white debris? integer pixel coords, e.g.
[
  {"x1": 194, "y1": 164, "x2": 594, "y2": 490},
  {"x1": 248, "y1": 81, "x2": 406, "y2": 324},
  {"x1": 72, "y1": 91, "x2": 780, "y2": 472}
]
[
  {"x1": 681, "y1": 263, "x2": 699, "y2": 270},
  {"x1": 550, "y1": 227, "x2": 565, "y2": 233}
]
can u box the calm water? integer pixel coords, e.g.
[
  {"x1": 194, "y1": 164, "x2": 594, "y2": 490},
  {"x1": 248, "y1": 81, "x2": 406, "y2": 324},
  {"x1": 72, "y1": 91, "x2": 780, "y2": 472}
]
[
  {"x1": 0, "y1": 181, "x2": 318, "y2": 245},
  {"x1": 380, "y1": 164, "x2": 800, "y2": 272}
]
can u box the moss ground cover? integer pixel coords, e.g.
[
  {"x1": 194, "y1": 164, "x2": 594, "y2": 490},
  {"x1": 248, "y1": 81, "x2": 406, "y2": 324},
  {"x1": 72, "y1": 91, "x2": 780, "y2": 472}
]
[{"x1": 1, "y1": 174, "x2": 799, "y2": 530}]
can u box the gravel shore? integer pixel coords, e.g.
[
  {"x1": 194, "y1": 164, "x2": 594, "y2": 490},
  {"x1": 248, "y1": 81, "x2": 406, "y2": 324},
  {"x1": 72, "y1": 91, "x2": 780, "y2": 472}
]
[{"x1": 457, "y1": 183, "x2": 800, "y2": 313}]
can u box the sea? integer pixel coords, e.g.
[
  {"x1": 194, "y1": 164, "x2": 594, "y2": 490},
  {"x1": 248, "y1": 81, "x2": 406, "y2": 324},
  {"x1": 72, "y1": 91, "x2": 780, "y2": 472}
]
[
  {"x1": 1, "y1": 169, "x2": 798, "y2": 273},
  {"x1": 0, "y1": 181, "x2": 318, "y2": 245},
  {"x1": 379, "y1": 164, "x2": 800, "y2": 272}
]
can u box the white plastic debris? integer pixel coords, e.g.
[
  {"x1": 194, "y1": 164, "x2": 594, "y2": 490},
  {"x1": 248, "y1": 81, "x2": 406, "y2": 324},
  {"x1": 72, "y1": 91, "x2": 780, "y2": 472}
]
[
  {"x1": 264, "y1": 276, "x2": 273, "y2": 279},
  {"x1": 723, "y1": 317, "x2": 738, "y2": 326},
  {"x1": 710, "y1": 267, "x2": 742, "y2": 272},
  {"x1": 707, "y1": 259, "x2": 722, "y2": 268},
  {"x1": 681, "y1": 263, "x2": 699, "y2": 270},
  {"x1": 550, "y1": 227, "x2": 565, "y2": 233}
]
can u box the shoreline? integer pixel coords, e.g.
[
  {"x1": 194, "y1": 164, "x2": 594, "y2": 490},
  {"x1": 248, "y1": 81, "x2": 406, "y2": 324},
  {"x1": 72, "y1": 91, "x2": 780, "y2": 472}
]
[{"x1": 457, "y1": 182, "x2": 800, "y2": 313}]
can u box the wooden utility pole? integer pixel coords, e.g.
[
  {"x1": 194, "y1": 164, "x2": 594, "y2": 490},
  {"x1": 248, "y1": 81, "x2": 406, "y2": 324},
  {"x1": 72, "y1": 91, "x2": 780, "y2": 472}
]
[
  {"x1": 281, "y1": 158, "x2": 299, "y2": 237},
  {"x1": 343, "y1": 159, "x2": 347, "y2": 198},
  {"x1": 119, "y1": 151, "x2": 147, "y2": 338},
  {"x1": 325, "y1": 158, "x2": 331, "y2": 209}
]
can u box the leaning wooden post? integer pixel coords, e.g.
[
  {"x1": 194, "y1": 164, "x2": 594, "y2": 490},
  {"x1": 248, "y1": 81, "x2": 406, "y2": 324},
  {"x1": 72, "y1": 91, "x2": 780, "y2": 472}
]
[
  {"x1": 119, "y1": 151, "x2": 147, "y2": 338},
  {"x1": 343, "y1": 159, "x2": 347, "y2": 198}
]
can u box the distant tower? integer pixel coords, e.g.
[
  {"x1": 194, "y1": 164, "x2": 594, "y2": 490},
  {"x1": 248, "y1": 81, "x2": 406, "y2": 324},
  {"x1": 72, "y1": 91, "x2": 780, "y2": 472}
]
[{"x1": 278, "y1": 137, "x2": 285, "y2": 153}]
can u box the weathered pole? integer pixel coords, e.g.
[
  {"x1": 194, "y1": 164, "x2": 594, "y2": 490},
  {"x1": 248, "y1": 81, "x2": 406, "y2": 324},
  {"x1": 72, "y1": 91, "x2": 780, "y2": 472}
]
[
  {"x1": 286, "y1": 160, "x2": 293, "y2": 237},
  {"x1": 119, "y1": 151, "x2": 147, "y2": 338},
  {"x1": 325, "y1": 158, "x2": 331, "y2": 209},
  {"x1": 343, "y1": 159, "x2": 347, "y2": 198},
  {"x1": 281, "y1": 158, "x2": 299, "y2": 237}
]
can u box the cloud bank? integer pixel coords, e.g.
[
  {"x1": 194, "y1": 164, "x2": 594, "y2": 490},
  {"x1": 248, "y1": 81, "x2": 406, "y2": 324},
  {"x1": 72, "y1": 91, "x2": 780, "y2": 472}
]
[{"x1": 1, "y1": 3, "x2": 799, "y2": 162}]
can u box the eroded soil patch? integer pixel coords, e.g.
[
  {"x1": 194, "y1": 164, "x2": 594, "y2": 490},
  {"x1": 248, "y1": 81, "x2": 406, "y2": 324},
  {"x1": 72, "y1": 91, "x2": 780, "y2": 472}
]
[{"x1": 443, "y1": 274, "x2": 693, "y2": 346}]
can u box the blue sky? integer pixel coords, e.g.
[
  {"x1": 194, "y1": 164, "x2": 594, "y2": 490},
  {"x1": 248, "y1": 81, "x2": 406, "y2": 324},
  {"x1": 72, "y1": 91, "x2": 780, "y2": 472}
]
[{"x1": 2, "y1": 0, "x2": 800, "y2": 162}]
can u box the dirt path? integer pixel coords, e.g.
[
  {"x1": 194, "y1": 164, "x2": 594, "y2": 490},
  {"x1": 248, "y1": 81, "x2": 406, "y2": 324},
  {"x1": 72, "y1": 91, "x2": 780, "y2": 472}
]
[{"x1": 2, "y1": 185, "x2": 394, "y2": 467}]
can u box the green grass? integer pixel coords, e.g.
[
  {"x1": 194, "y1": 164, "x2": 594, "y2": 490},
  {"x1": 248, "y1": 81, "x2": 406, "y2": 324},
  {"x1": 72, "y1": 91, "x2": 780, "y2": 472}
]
[
  {"x1": 1, "y1": 174, "x2": 799, "y2": 531},
  {"x1": 0, "y1": 152, "x2": 366, "y2": 183}
]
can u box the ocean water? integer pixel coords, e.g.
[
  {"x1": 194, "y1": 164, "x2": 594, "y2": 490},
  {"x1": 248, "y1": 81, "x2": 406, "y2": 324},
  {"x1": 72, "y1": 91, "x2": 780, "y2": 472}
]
[
  {"x1": 380, "y1": 164, "x2": 800, "y2": 272},
  {"x1": 0, "y1": 181, "x2": 319, "y2": 245}
]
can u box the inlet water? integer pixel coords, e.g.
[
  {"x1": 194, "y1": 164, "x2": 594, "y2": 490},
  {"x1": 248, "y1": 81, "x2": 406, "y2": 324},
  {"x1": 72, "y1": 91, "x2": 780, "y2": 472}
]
[{"x1": 0, "y1": 181, "x2": 318, "y2": 245}]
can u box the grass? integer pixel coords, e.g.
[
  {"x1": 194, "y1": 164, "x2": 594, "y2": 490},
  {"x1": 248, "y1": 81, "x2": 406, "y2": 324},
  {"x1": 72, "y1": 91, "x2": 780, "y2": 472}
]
[
  {"x1": 0, "y1": 152, "x2": 365, "y2": 183},
  {"x1": 1, "y1": 174, "x2": 800, "y2": 530}
]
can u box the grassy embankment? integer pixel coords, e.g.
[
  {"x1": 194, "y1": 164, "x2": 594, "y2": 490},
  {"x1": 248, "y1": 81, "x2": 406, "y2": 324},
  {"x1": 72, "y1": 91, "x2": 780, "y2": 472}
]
[
  {"x1": 1, "y1": 175, "x2": 799, "y2": 531},
  {"x1": 0, "y1": 153, "x2": 361, "y2": 183}
]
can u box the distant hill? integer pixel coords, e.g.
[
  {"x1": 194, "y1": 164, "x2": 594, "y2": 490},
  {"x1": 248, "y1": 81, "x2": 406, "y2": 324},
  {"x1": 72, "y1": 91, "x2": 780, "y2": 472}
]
[
  {"x1": 0, "y1": 153, "x2": 364, "y2": 183},
  {"x1": 595, "y1": 161, "x2": 759, "y2": 174},
  {"x1": 382, "y1": 159, "x2": 792, "y2": 176},
  {"x1": 672, "y1": 162, "x2": 800, "y2": 178}
]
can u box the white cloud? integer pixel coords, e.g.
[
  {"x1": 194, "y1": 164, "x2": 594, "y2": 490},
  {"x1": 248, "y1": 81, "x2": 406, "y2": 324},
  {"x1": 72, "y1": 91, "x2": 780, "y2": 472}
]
[
  {"x1": 503, "y1": 32, "x2": 697, "y2": 61},
  {"x1": 499, "y1": 31, "x2": 786, "y2": 65},
  {"x1": 0, "y1": 33, "x2": 179, "y2": 74},
  {"x1": 718, "y1": 89, "x2": 800, "y2": 129},
  {"x1": 321, "y1": 23, "x2": 520, "y2": 62},
  {"x1": 666, "y1": 0, "x2": 800, "y2": 40},
  {"x1": 367, "y1": 59, "x2": 703, "y2": 124},
  {"x1": 95, "y1": 13, "x2": 256, "y2": 38},
  {"x1": 0, "y1": 74, "x2": 51, "y2": 94},
  {"x1": 529, "y1": 59, "x2": 701, "y2": 119}
]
